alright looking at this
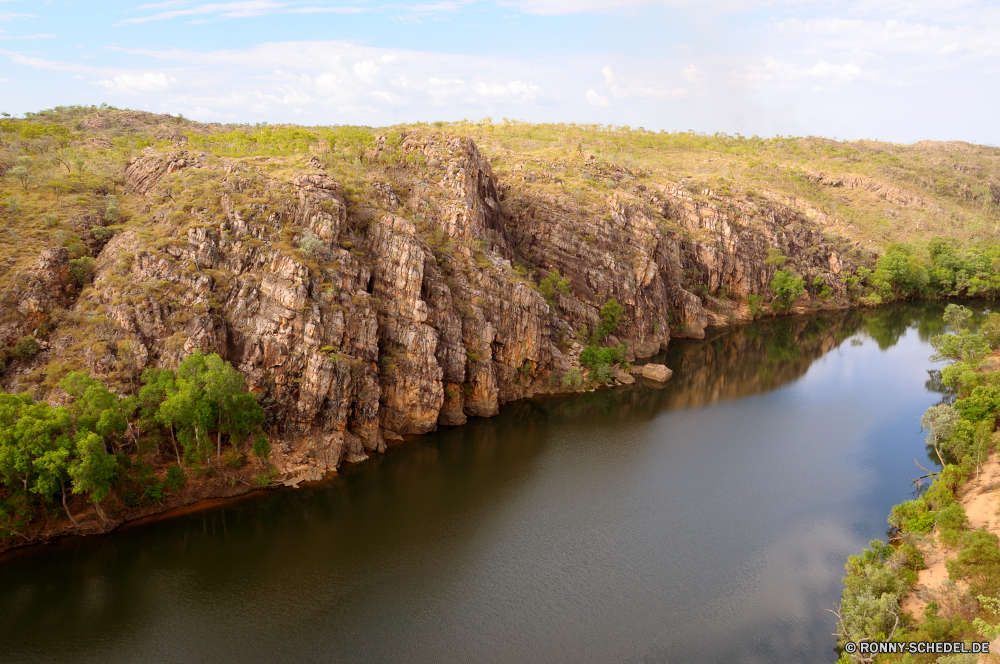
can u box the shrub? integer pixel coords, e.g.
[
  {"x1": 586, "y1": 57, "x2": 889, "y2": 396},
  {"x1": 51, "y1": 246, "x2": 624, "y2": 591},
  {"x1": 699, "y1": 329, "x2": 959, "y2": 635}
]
[
  {"x1": 92, "y1": 226, "x2": 115, "y2": 242},
  {"x1": 252, "y1": 468, "x2": 279, "y2": 488},
  {"x1": 593, "y1": 299, "x2": 624, "y2": 342},
  {"x1": 936, "y1": 503, "x2": 970, "y2": 547},
  {"x1": 103, "y1": 195, "x2": 122, "y2": 224},
  {"x1": 539, "y1": 269, "x2": 571, "y2": 305},
  {"x1": 981, "y1": 313, "x2": 1000, "y2": 350},
  {"x1": 889, "y1": 499, "x2": 935, "y2": 534},
  {"x1": 68, "y1": 256, "x2": 96, "y2": 287},
  {"x1": 561, "y1": 367, "x2": 582, "y2": 388},
  {"x1": 164, "y1": 465, "x2": 186, "y2": 493},
  {"x1": 11, "y1": 336, "x2": 40, "y2": 360},
  {"x1": 591, "y1": 364, "x2": 614, "y2": 385},
  {"x1": 746, "y1": 294, "x2": 765, "y2": 318},
  {"x1": 770, "y1": 270, "x2": 804, "y2": 310},
  {"x1": 299, "y1": 230, "x2": 330, "y2": 262},
  {"x1": 946, "y1": 529, "x2": 1000, "y2": 598},
  {"x1": 955, "y1": 386, "x2": 1000, "y2": 423},
  {"x1": 579, "y1": 343, "x2": 626, "y2": 370}
]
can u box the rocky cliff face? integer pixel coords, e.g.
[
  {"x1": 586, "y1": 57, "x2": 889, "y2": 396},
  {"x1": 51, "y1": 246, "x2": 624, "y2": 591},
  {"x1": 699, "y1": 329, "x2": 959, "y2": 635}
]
[{"x1": 1, "y1": 128, "x2": 859, "y2": 481}]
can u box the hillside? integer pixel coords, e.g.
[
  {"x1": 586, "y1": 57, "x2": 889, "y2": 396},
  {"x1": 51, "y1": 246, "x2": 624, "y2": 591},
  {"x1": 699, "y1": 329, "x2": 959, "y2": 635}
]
[{"x1": 1, "y1": 105, "x2": 999, "y2": 500}]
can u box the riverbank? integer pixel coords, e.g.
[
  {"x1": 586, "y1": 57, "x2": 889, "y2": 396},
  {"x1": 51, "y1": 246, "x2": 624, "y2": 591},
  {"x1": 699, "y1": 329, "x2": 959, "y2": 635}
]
[
  {"x1": 834, "y1": 304, "x2": 1000, "y2": 663},
  {"x1": 0, "y1": 297, "x2": 862, "y2": 557}
]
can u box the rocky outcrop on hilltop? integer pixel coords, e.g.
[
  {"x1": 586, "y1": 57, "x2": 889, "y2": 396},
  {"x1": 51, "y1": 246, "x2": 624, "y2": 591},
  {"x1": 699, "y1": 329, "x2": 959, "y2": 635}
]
[{"x1": 1, "y1": 129, "x2": 859, "y2": 482}]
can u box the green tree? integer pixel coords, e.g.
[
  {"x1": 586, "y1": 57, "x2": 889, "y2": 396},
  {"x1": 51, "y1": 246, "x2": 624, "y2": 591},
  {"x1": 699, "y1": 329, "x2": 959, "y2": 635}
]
[
  {"x1": 0, "y1": 392, "x2": 71, "y2": 493},
  {"x1": 139, "y1": 368, "x2": 181, "y2": 464},
  {"x1": 60, "y1": 372, "x2": 137, "y2": 448},
  {"x1": 980, "y1": 312, "x2": 1000, "y2": 350},
  {"x1": 592, "y1": 298, "x2": 624, "y2": 343},
  {"x1": 156, "y1": 352, "x2": 266, "y2": 466},
  {"x1": 11, "y1": 336, "x2": 40, "y2": 360},
  {"x1": 68, "y1": 431, "x2": 116, "y2": 523},
  {"x1": 539, "y1": 269, "x2": 571, "y2": 306},
  {"x1": 770, "y1": 270, "x2": 804, "y2": 310}
]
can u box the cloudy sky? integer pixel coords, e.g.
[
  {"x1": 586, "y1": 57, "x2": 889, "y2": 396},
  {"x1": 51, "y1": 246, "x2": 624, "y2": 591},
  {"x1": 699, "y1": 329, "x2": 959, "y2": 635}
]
[{"x1": 0, "y1": 0, "x2": 997, "y2": 143}]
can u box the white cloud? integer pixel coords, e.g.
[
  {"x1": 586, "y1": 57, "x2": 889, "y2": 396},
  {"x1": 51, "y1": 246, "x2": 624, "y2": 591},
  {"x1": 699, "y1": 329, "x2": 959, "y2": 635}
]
[
  {"x1": 97, "y1": 71, "x2": 176, "y2": 93},
  {"x1": 0, "y1": 12, "x2": 33, "y2": 20},
  {"x1": 585, "y1": 89, "x2": 608, "y2": 107},
  {"x1": 352, "y1": 60, "x2": 379, "y2": 83},
  {"x1": 475, "y1": 80, "x2": 540, "y2": 100},
  {"x1": 120, "y1": 1, "x2": 369, "y2": 25}
]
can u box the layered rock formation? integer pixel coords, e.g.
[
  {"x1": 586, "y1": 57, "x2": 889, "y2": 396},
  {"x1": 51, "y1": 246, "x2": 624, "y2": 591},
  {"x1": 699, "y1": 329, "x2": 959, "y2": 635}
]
[{"x1": 1, "y1": 128, "x2": 860, "y2": 480}]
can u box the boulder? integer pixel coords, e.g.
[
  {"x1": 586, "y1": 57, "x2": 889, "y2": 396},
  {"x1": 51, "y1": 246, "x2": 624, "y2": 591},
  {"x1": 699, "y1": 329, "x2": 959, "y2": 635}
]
[
  {"x1": 611, "y1": 366, "x2": 635, "y2": 385},
  {"x1": 641, "y1": 363, "x2": 673, "y2": 383}
]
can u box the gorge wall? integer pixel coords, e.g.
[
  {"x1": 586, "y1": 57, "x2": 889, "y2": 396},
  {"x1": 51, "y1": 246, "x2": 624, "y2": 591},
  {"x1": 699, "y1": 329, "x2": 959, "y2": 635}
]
[{"x1": 1, "y1": 127, "x2": 860, "y2": 482}]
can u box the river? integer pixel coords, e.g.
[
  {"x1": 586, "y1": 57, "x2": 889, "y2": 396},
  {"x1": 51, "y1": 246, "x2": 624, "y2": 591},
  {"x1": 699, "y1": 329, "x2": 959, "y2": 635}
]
[{"x1": 0, "y1": 303, "x2": 955, "y2": 663}]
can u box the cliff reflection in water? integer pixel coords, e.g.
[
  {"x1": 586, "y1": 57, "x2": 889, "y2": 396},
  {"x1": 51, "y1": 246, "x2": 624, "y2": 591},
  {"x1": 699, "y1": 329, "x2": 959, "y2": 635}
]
[
  {"x1": 521, "y1": 302, "x2": 950, "y2": 425},
  {"x1": 0, "y1": 301, "x2": 957, "y2": 664}
]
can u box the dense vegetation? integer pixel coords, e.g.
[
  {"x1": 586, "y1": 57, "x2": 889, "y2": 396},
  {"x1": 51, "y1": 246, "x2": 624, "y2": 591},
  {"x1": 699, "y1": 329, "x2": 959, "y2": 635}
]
[
  {"x1": 835, "y1": 305, "x2": 1000, "y2": 662},
  {"x1": 0, "y1": 351, "x2": 267, "y2": 539}
]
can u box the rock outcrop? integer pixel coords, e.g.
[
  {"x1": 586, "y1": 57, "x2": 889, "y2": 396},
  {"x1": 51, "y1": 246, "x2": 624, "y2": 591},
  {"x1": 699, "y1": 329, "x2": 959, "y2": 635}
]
[{"x1": 1, "y1": 128, "x2": 860, "y2": 480}]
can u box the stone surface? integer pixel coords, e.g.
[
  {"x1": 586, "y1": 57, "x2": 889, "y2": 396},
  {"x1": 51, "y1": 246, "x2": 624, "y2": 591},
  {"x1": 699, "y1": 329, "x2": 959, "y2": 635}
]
[
  {"x1": 611, "y1": 366, "x2": 635, "y2": 384},
  {"x1": 1, "y1": 129, "x2": 859, "y2": 478},
  {"x1": 641, "y1": 364, "x2": 673, "y2": 383}
]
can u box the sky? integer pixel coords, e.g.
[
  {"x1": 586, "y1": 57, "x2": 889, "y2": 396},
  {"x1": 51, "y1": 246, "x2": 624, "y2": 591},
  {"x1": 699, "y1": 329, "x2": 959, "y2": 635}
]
[{"x1": 0, "y1": 0, "x2": 998, "y2": 143}]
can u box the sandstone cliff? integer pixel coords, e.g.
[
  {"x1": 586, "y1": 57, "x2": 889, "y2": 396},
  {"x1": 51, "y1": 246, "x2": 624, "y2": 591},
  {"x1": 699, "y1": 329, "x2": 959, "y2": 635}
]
[{"x1": 0, "y1": 122, "x2": 862, "y2": 482}]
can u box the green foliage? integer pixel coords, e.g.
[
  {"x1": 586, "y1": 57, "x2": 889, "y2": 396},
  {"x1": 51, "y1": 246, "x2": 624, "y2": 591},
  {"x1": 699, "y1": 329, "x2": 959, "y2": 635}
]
[
  {"x1": 60, "y1": 371, "x2": 137, "y2": 443},
  {"x1": 0, "y1": 391, "x2": 72, "y2": 494},
  {"x1": 955, "y1": 386, "x2": 1000, "y2": 423},
  {"x1": 870, "y1": 243, "x2": 928, "y2": 298},
  {"x1": 561, "y1": 367, "x2": 582, "y2": 388},
  {"x1": 164, "y1": 465, "x2": 186, "y2": 493},
  {"x1": 299, "y1": 230, "x2": 330, "y2": 262},
  {"x1": 538, "y1": 269, "x2": 571, "y2": 306},
  {"x1": 769, "y1": 270, "x2": 804, "y2": 310},
  {"x1": 980, "y1": 313, "x2": 1000, "y2": 350},
  {"x1": 746, "y1": 294, "x2": 765, "y2": 318},
  {"x1": 103, "y1": 194, "x2": 121, "y2": 224},
  {"x1": 68, "y1": 431, "x2": 116, "y2": 516},
  {"x1": 931, "y1": 306, "x2": 991, "y2": 368},
  {"x1": 592, "y1": 298, "x2": 623, "y2": 343},
  {"x1": 836, "y1": 539, "x2": 911, "y2": 647},
  {"x1": 764, "y1": 248, "x2": 788, "y2": 267},
  {"x1": 155, "y1": 352, "x2": 266, "y2": 466},
  {"x1": 68, "y1": 256, "x2": 96, "y2": 287},
  {"x1": 889, "y1": 498, "x2": 935, "y2": 534},
  {"x1": 11, "y1": 336, "x2": 41, "y2": 360},
  {"x1": 579, "y1": 343, "x2": 626, "y2": 370},
  {"x1": 252, "y1": 468, "x2": 279, "y2": 488},
  {"x1": 936, "y1": 502, "x2": 970, "y2": 547},
  {"x1": 947, "y1": 530, "x2": 1000, "y2": 599}
]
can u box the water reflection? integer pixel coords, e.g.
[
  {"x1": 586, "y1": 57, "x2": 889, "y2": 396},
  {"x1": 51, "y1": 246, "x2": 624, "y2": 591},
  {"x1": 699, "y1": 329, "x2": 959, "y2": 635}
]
[{"x1": 0, "y1": 302, "x2": 967, "y2": 664}]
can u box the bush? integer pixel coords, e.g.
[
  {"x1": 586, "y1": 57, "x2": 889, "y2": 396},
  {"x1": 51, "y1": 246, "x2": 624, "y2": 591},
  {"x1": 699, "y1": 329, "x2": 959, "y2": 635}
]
[
  {"x1": 770, "y1": 270, "x2": 804, "y2": 310},
  {"x1": 954, "y1": 386, "x2": 1000, "y2": 423},
  {"x1": 68, "y1": 256, "x2": 96, "y2": 287},
  {"x1": 561, "y1": 367, "x2": 582, "y2": 388},
  {"x1": 593, "y1": 299, "x2": 624, "y2": 342},
  {"x1": 164, "y1": 465, "x2": 186, "y2": 493},
  {"x1": 92, "y1": 226, "x2": 115, "y2": 242},
  {"x1": 579, "y1": 343, "x2": 626, "y2": 370},
  {"x1": 889, "y1": 499, "x2": 935, "y2": 534},
  {"x1": 936, "y1": 503, "x2": 970, "y2": 547},
  {"x1": 981, "y1": 313, "x2": 1000, "y2": 350},
  {"x1": 946, "y1": 529, "x2": 1000, "y2": 598},
  {"x1": 539, "y1": 269, "x2": 571, "y2": 305},
  {"x1": 299, "y1": 230, "x2": 330, "y2": 262},
  {"x1": 103, "y1": 195, "x2": 122, "y2": 224},
  {"x1": 252, "y1": 468, "x2": 279, "y2": 488},
  {"x1": 11, "y1": 336, "x2": 40, "y2": 360},
  {"x1": 591, "y1": 364, "x2": 614, "y2": 385}
]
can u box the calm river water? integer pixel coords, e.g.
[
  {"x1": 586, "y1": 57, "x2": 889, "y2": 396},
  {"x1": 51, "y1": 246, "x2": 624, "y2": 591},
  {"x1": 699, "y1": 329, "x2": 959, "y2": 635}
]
[{"x1": 0, "y1": 304, "x2": 957, "y2": 663}]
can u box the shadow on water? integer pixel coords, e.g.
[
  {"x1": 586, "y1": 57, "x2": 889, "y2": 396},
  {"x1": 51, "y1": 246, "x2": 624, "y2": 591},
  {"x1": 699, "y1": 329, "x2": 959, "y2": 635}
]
[{"x1": 0, "y1": 300, "x2": 975, "y2": 664}]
